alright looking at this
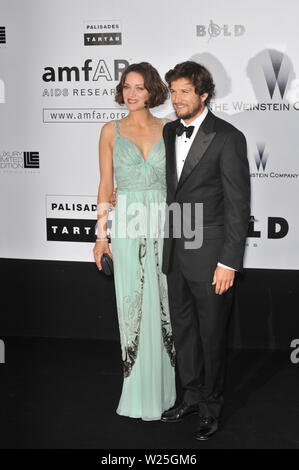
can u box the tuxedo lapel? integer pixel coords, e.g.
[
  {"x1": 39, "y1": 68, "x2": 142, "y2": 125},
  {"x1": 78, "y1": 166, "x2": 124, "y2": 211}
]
[
  {"x1": 166, "y1": 120, "x2": 179, "y2": 192},
  {"x1": 177, "y1": 111, "x2": 216, "y2": 191}
]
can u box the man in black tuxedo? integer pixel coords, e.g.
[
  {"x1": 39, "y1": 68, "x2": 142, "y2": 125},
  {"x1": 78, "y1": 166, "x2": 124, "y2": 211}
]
[{"x1": 161, "y1": 61, "x2": 250, "y2": 440}]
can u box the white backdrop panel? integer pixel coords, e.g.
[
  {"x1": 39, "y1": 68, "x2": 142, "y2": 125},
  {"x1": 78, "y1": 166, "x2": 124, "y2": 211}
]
[{"x1": 0, "y1": 0, "x2": 298, "y2": 268}]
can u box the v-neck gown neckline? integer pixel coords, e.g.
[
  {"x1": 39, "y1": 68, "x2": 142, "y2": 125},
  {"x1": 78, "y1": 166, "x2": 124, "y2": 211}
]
[{"x1": 118, "y1": 135, "x2": 163, "y2": 163}]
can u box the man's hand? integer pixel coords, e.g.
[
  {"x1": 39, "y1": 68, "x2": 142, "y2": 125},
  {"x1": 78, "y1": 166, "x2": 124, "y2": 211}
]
[
  {"x1": 212, "y1": 266, "x2": 235, "y2": 295},
  {"x1": 110, "y1": 187, "x2": 117, "y2": 208}
]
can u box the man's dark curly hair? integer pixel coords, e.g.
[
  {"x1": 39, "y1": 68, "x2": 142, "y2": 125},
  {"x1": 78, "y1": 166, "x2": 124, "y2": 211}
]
[
  {"x1": 115, "y1": 62, "x2": 168, "y2": 108},
  {"x1": 165, "y1": 61, "x2": 215, "y2": 107}
]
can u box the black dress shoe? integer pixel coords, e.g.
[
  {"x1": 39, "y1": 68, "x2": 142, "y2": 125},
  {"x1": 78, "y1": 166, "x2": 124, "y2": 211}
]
[
  {"x1": 161, "y1": 402, "x2": 199, "y2": 423},
  {"x1": 196, "y1": 415, "x2": 218, "y2": 440}
]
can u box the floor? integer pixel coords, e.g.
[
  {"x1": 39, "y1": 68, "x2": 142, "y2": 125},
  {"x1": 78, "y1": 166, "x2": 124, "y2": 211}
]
[{"x1": 0, "y1": 337, "x2": 298, "y2": 449}]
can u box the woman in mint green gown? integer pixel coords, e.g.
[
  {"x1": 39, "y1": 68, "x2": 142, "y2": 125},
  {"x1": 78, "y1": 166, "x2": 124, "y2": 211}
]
[{"x1": 94, "y1": 63, "x2": 176, "y2": 420}]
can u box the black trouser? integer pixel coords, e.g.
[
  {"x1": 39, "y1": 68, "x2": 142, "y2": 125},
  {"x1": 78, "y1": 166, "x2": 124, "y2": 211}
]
[{"x1": 166, "y1": 243, "x2": 234, "y2": 419}]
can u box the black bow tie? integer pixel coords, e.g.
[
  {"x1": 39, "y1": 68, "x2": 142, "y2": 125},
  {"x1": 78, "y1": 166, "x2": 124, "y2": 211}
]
[{"x1": 175, "y1": 123, "x2": 195, "y2": 139}]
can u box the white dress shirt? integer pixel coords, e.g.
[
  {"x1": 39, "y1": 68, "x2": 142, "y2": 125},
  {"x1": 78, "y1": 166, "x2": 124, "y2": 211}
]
[{"x1": 175, "y1": 106, "x2": 235, "y2": 272}]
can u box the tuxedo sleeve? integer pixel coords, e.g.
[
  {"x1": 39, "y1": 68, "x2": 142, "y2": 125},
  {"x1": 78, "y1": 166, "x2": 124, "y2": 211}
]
[{"x1": 219, "y1": 130, "x2": 251, "y2": 271}]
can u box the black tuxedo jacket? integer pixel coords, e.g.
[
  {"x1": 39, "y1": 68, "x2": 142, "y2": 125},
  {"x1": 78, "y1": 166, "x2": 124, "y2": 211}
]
[{"x1": 162, "y1": 110, "x2": 251, "y2": 281}]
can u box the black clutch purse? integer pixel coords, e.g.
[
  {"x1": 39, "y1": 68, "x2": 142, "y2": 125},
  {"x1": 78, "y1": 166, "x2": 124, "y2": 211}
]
[{"x1": 101, "y1": 253, "x2": 114, "y2": 276}]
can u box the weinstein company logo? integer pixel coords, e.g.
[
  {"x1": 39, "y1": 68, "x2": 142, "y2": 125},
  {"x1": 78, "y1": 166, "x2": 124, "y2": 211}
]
[
  {"x1": 84, "y1": 20, "x2": 122, "y2": 46},
  {"x1": 248, "y1": 50, "x2": 298, "y2": 111},
  {"x1": 250, "y1": 143, "x2": 298, "y2": 179},
  {"x1": 0, "y1": 151, "x2": 40, "y2": 171},
  {"x1": 196, "y1": 20, "x2": 245, "y2": 42},
  {"x1": 210, "y1": 50, "x2": 299, "y2": 113},
  {"x1": 264, "y1": 50, "x2": 289, "y2": 100}
]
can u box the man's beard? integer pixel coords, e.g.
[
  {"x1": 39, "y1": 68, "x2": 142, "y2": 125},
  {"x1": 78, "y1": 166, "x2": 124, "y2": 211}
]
[{"x1": 175, "y1": 100, "x2": 203, "y2": 120}]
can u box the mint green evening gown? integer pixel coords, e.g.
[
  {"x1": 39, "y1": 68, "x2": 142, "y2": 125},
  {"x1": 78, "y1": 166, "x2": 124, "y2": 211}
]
[{"x1": 110, "y1": 119, "x2": 176, "y2": 420}]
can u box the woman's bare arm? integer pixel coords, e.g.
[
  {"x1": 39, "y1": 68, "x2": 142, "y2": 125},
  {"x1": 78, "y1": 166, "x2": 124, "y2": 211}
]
[{"x1": 93, "y1": 121, "x2": 115, "y2": 269}]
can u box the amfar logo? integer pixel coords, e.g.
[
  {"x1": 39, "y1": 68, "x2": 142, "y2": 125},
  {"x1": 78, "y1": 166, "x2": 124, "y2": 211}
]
[
  {"x1": 0, "y1": 26, "x2": 6, "y2": 44},
  {"x1": 42, "y1": 59, "x2": 129, "y2": 82},
  {"x1": 84, "y1": 20, "x2": 122, "y2": 46},
  {"x1": 196, "y1": 20, "x2": 245, "y2": 41},
  {"x1": 0, "y1": 151, "x2": 40, "y2": 170},
  {"x1": 264, "y1": 50, "x2": 290, "y2": 100},
  {"x1": 0, "y1": 78, "x2": 4, "y2": 103}
]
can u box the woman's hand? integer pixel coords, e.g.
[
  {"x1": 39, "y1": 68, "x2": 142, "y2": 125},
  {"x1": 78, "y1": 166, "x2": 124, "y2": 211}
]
[{"x1": 93, "y1": 240, "x2": 113, "y2": 271}]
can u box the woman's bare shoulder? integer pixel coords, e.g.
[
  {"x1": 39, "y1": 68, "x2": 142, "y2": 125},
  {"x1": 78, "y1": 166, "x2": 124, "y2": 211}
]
[
  {"x1": 100, "y1": 120, "x2": 115, "y2": 139},
  {"x1": 101, "y1": 120, "x2": 115, "y2": 132}
]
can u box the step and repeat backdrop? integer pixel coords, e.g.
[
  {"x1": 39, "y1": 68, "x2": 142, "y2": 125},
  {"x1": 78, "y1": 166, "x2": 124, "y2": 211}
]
[{"x1": 0, "y1": 0, "x2": 298, "y2": 269}]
